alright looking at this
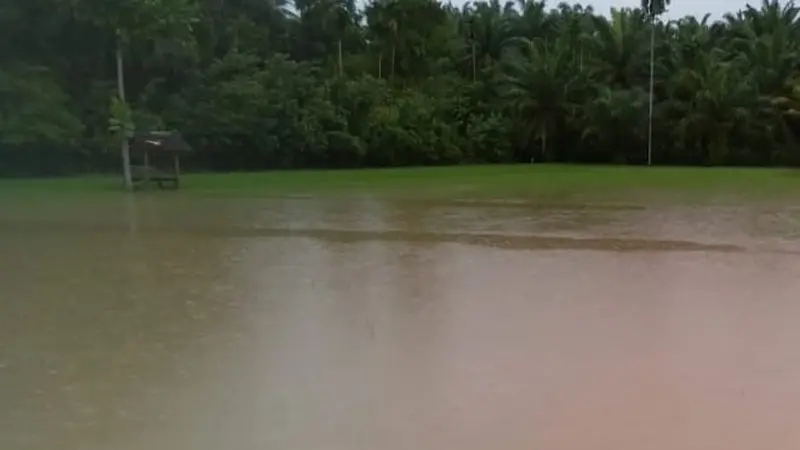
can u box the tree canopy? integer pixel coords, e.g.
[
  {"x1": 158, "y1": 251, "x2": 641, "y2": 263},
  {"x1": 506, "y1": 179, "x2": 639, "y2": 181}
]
[{"x1": 3, "y1": 0, "x2": 800, "y2": 175}]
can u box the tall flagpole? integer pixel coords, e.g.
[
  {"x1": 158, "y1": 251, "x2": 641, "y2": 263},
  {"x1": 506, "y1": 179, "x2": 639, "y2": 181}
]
[{"x1": 647, "y1": 16, "x2": 655, "y2": 166}]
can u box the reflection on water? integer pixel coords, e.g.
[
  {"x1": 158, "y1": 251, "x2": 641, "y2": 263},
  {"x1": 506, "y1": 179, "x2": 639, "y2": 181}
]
[{"x1": 2, "y1": 193, "x2": 800, "y2": 450}]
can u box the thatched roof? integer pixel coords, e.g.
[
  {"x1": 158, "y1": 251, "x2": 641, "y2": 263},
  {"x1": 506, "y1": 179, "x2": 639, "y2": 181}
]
[{"x1": 130, "y1": 130, "x2": 193, "y2": 154}]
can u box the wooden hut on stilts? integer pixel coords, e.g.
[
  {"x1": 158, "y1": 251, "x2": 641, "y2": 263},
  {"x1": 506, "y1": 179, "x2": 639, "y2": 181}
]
[{"x1": 130, "y1": 130, "x2": 192, "y2": 190}]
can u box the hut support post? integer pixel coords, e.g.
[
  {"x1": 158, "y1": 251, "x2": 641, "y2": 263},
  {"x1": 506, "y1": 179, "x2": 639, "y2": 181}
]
[
  {"x1": 144, "y1": 150, "x2": 150, "y2": 186},
  {"x1": 173, "y1": 154, "x2": 181, "y2": 188}
]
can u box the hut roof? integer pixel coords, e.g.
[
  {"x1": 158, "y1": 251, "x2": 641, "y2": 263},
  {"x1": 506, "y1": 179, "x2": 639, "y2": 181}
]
[{"x1": 131, "y1": 130, "x2": 193, "y2": 154}]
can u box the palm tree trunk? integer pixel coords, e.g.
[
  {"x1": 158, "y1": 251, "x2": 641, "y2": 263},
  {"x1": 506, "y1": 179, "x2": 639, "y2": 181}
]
[
  {"x1": 471, "y1": 41, "x2": 477, "y2": 82},
  {"x1": 337, "y1": 39, "x2": 343, "y2": 76},
  {"x1": 390, "y1": 44, "x2": 396, "y2": 80},
  {"x1": 541, "y1": 128, "x2": 547, "y2": 162},
  {"x1": 116, "y1": 34, "x2": 133, "y2": 191},
  {"x1": 709, "y1": 133, "x2": 727, "y2": 166}
]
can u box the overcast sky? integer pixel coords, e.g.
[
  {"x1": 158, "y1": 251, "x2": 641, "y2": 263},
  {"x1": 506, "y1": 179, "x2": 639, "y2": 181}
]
[{"x1": 448, "y1": 0, "x2": 754, "y2": 20}]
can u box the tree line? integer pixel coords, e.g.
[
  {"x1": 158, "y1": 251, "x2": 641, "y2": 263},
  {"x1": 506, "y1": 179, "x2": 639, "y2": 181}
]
[{"x1": 3, "y1": 0, "x2": 800, "y2": 176}]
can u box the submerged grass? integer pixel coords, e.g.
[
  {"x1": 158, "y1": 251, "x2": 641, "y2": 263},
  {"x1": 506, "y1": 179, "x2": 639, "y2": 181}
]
[{"x1": 1, "y1": 165, "x2": 799, "y2": 202}]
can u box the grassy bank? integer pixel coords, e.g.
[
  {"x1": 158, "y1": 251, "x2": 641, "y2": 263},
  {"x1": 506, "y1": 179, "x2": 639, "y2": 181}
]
[{"x1": 1, "y1": 165, "x2": 799, "y2": 201}]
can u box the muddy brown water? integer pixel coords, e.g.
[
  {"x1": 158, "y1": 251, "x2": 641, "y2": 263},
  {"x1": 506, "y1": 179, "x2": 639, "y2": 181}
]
[{"x1": 2, "y1": 193, "x2": 800, "y2": 450}]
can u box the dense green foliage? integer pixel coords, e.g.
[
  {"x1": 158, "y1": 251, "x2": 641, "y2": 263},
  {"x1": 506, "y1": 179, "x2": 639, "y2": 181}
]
[{"x1": 3, "y1": 0, "x2": 800, "y2": 175}]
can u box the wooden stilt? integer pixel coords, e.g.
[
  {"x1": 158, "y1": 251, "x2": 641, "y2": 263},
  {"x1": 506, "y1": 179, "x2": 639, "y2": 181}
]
[
  {"x1": 173, "y1": 154, "x2": 180, "y2": 189},
  {"x1": 143, "y1": 149, "x2": 150, "y2": 187}
]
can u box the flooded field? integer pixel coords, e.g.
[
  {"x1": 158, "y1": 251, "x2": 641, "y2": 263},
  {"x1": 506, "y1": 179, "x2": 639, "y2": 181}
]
[{"x1": 2, "y1": 191, "x2": 800, "y2": 450}]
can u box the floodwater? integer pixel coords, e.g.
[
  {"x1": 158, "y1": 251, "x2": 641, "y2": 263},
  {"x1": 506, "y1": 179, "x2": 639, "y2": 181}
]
[{"x1": 2, "y1": 192, "x2": 800, "y2": 450}]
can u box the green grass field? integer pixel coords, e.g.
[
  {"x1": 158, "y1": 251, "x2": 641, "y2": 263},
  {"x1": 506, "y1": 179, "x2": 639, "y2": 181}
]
[{"x1": 2, "y1": 165, "x2": 799, "y2": 202}]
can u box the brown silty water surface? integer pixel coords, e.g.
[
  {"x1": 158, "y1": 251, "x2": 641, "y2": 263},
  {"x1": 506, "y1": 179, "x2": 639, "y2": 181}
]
[{"x1": 2, "y1": 193, "x2": 800, "y2": 450}]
